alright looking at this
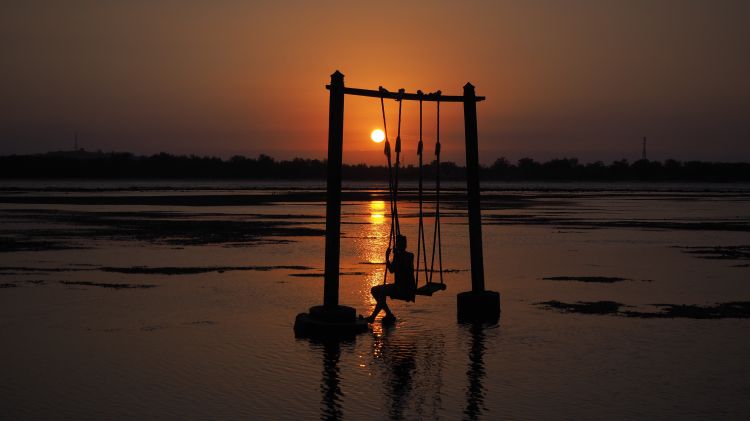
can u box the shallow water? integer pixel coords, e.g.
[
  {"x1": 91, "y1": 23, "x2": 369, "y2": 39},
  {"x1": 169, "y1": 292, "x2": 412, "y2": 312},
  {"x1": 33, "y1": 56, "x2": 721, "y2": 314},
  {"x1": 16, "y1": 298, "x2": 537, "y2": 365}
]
[{"x1": 1, "y1": 181, "x2": 749, "y2": 420}]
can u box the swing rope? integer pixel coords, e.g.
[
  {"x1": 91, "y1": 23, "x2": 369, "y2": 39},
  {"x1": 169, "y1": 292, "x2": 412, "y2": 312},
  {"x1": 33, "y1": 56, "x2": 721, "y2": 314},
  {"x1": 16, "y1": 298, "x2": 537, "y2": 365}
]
[
  {"x1": 428, "y1": 92, "x2": 444, "y2": 286},
  {"x1": 415, "y1": 91, "x2": 430, "y2": 286},
  {"x1": 380, "y1": 87, "x2": 404, "y2": 285},
  {"x1": 393, "y1": 89, "x2": 403, "y2": 237}
]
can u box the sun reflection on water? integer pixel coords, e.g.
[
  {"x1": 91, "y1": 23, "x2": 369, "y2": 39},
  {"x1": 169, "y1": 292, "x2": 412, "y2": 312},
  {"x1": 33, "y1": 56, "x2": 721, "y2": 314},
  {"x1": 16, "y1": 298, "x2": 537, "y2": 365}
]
[
  {"x1": 354, "y1": 200, "x2": 392, "y2": 310},
  {"x1": 370, "y1": 200, "x2": 385, "y2": 224}
]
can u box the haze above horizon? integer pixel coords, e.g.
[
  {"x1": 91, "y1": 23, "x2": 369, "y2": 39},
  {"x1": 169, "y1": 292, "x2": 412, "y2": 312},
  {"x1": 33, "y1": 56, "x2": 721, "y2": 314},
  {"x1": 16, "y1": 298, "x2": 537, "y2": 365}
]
[{"x1": 1, "y1": 1, "x2": 748, "y2": 164}]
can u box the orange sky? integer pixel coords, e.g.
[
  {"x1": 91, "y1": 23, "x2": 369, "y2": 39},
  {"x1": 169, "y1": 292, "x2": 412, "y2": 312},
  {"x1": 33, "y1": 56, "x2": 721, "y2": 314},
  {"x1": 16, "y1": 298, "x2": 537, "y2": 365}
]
[{"x1": 1, "y1": 1, "x2": 749, "y2": 164}]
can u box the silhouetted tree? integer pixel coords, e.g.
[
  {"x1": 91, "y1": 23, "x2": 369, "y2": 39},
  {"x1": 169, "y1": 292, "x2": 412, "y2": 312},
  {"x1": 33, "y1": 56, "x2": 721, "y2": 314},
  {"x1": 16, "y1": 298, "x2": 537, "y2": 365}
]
[{"x1": 0, "y1": 151, "x2": 748, "y2": 181}]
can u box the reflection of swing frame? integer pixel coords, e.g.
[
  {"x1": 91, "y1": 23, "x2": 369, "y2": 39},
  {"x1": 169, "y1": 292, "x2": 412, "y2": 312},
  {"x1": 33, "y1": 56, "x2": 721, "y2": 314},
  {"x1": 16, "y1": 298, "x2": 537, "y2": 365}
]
[{"x1": 294, "y1": 71, "x2": 499, "y2": 338}]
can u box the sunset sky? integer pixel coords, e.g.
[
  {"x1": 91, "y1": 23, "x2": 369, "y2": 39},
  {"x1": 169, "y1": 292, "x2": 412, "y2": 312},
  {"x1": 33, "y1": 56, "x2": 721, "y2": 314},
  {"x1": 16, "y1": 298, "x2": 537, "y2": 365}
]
[{"x1": 1, "y1": 1, "x2": 748, "y2": 164}]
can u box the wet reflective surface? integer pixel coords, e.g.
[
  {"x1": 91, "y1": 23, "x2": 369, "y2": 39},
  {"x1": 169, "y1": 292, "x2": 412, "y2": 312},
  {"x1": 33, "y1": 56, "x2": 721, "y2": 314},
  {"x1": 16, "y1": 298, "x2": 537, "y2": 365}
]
[{"x1": 1, "y1": 181, "x2": 749, "y2": 419}]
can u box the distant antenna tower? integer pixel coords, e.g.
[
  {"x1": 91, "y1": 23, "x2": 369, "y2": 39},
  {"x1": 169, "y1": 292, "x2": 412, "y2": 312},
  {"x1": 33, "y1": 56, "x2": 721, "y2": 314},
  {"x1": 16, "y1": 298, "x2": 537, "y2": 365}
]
[{"x1": 641, "y1": 136, "x2": 647, "y2": 161}]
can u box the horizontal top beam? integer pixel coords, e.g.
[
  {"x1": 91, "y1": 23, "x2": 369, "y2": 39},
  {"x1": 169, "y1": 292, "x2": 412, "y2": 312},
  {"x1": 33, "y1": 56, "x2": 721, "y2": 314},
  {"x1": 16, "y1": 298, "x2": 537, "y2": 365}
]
[{"x1": 325, "y1": 85, "x2": 485, "y2": 103}]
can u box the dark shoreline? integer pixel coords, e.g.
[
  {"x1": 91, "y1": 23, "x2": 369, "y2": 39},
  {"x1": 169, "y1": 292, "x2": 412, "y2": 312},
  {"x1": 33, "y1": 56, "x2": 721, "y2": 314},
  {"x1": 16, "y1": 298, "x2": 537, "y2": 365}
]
[{"x1": 2, "y1": 152, "x2": 749, "y2": 182}]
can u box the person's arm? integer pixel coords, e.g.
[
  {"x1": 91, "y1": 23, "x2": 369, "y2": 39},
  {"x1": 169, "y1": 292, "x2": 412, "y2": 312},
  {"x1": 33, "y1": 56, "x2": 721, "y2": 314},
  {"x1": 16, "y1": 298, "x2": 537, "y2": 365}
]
[
  {"x1": 385, "y1": 248, "x2": 394, "y2": 273},
  {"x1": 406, "y1": 253, "x2": 416, "y2": 289}
]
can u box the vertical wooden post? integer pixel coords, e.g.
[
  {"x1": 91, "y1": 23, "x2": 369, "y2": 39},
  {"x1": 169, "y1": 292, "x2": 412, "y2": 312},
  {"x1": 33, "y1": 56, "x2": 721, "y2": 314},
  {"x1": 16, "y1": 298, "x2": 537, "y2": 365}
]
[
  {"x1": 457, "y1": 82, "x2": 500, "y2": 323},
  {"x1": 324, "y1": 71, "x2": 345, "y2": 308},
  {"x1": 463, "y1": 83, "x2": 485, "y2": 293}
]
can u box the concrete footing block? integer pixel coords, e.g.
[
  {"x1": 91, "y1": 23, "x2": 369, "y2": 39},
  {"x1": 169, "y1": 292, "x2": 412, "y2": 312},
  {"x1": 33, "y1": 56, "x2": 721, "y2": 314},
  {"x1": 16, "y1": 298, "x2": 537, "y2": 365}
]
[
  {"x1": 294, "y1": 305, "x2": 369, "y2": 339},
  {"x1": 457, "y1": 290, "x2": 501, "y2": 323}
]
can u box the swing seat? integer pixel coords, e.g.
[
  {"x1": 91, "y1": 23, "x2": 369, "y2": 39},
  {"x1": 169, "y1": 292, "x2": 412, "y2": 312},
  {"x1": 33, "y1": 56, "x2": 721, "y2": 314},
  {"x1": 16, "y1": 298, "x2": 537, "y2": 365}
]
[{"x1": 415, "y1": 282, "x2": 447, "y2": 296}]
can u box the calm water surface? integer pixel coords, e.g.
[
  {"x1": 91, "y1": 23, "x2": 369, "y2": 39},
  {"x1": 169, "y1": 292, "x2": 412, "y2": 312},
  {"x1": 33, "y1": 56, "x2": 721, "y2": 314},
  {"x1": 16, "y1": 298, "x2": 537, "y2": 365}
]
[{"x1": 1, "y1": 181, "x2": 749, "y2": 420}]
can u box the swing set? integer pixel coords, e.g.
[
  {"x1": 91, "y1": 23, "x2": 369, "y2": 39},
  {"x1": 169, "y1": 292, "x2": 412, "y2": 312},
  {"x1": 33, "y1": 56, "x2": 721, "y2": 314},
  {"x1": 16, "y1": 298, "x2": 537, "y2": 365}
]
[
  {"x1": 377, "y1": 86, "x2": 445, "y2": 298},
  {"x1": 294, "y1": 71, "x2": 500, "y2": 338}
]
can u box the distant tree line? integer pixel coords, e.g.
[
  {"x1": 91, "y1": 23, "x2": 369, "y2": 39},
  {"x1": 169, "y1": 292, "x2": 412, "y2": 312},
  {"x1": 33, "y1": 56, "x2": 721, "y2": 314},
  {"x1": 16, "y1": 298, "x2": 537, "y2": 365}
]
[
  {"x1": 0, "y1": 151, "x2": 748, "y2": 181},
  {"x1": 484, "y1": 157, "x2": 750, "y2": 181}
]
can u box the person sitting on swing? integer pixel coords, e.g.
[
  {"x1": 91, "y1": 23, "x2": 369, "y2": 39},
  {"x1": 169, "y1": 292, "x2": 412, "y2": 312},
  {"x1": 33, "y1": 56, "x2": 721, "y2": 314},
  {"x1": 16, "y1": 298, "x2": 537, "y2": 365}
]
[{"x1": 365, "y1": 234, "x2": 416, "y2": 323}]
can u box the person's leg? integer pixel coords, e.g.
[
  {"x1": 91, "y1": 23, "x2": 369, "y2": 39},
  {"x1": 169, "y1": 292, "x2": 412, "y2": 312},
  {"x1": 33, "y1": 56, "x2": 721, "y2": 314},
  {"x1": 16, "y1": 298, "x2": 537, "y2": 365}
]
[
  {"x1": 367, "y1": 285, "x2": 386, "y2": 322},
  {"x1": 380, "y1": 286, "x2": 395, "y2": 318},
  {"x1": 368, "y1": 284, "x2": 398, "y2": 322},
  {"x1": 379, "y1": 285, "x2": 397, "y2": 324}
]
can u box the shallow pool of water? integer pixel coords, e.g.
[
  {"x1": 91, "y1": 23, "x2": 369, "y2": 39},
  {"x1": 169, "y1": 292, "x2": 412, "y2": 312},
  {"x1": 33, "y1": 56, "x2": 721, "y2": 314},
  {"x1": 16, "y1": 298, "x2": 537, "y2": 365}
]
[{"x1": 1, "y1": 182, "x2": 749, "y2": 419}]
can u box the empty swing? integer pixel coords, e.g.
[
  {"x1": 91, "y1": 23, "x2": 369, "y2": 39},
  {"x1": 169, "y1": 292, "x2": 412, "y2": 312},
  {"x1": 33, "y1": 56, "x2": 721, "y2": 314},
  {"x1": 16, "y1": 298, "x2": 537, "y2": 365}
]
[{"x1": 415, "y1": 91, "x2": 447, "y2": 296}]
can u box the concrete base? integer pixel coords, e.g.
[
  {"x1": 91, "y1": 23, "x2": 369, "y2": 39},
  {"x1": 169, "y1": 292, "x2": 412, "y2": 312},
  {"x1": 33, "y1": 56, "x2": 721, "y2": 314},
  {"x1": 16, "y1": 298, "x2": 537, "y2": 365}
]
[
  {"x1": 457, "y1": 290, "x2": 501, "y2": 323},
  {"x1": 294, "y1": 305, "x2": 369, "y2": 339}
]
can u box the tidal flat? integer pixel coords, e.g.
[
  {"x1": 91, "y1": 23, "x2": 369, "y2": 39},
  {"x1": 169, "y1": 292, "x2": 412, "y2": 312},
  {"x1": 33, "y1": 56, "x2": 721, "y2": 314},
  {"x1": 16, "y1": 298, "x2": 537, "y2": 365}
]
[{"x1": 1, "y1": 180, "x2": 749, "y2": 420}]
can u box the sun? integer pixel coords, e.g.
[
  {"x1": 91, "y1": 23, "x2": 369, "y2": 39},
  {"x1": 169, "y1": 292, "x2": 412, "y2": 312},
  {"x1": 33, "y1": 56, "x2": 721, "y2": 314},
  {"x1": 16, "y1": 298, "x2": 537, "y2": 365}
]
[{"x1": 370, "y1": 129, "x2": 385, "y2": 143}]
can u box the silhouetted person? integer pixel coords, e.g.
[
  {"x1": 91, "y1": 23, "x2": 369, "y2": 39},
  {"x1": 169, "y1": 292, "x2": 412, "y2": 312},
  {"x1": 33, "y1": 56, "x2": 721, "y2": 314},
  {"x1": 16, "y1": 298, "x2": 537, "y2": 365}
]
[
  {"x1": 379, "y1": 332, "x2": 417, "y2": 420},
  {"x1": 365, "y1": 235, "x2": 416, "y2": 324}
]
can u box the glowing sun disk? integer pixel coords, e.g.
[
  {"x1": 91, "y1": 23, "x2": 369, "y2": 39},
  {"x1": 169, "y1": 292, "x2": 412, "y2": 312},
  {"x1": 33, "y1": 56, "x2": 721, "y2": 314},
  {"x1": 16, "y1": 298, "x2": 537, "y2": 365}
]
[{"x1": 370, "y1": 129, "x2": 385, "y2": 143}]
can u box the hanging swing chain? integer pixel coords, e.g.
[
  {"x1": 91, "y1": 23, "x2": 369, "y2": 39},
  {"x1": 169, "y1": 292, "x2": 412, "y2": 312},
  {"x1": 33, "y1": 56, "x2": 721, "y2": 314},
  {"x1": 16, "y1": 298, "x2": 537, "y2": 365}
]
[{"x1": 429, "y1": 91, "x2": 444, "y2": 285}]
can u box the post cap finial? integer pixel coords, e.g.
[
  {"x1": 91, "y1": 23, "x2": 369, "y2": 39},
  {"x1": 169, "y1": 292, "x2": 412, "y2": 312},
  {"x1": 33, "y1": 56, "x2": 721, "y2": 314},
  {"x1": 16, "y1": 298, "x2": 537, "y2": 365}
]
[
  {"x1": 464, "y1": 82, "x2": 475, "y2": 91},
  {"x1": 331, "y1": 70, "x2": 344, "y2": 80}
]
